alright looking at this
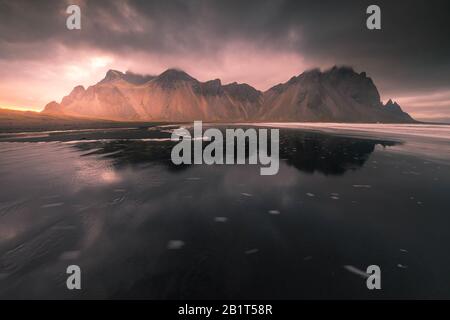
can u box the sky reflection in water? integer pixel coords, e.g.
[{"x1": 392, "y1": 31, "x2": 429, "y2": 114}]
[{"x1": 0, "y1": 125, "x2": 449, "y2": 299}]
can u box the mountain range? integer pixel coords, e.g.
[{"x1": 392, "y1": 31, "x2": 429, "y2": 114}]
[{"x1": 43, "y1": 66, "x2": 415, "y2": 123}]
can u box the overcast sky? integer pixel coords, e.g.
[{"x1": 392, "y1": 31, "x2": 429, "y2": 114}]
[{"x1": 1, "y1": 0, "x2": 449, "y2": 120}]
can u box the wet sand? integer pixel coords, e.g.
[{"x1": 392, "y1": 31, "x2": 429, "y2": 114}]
[{"x1": 0, "y1": 123, "x2": 449, "y2": 299}]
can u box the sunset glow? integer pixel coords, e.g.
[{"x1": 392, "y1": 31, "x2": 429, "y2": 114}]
[
  {"x1": 1, "y1": 0, "x2": 450, "y2": 302},
  {"x1": 0, "y1": 1, "x2": 449, "y2": 122}
]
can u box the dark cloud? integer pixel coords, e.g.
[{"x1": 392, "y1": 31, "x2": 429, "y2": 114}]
[{"x1": 1, "y1": 0, "x2": 450, "y2": 114}]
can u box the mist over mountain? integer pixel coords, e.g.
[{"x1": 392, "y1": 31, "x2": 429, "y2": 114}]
[{"x1": 43, "y1": 67, "x2": 415, "y2": 123}]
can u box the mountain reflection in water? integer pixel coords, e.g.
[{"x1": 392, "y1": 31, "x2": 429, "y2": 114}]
[
  {"x1": 0, "y1": 125, "x2": 448, "y2": 300},
  {"x1": 71, "y1": 128, "x2": 399, "y2": 175}
]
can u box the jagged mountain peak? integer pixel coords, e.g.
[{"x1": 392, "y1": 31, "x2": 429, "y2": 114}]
[
  {"x1": 99, "y1": 69, "x2": 124, "y2": 84},
  {"x1": 156, "y1": 68, "x2": 196, "y2": 81},
  {"x1": 99, "y1": 70, "x2": 155, "y2": 85},
  {"x1": 223, "y1": 82, "x2": 262, "y2": 102},
  {"x1": 326, "y1": 65, "x2": 355, "y2": 75},
  {"x1": 224, "y1": 81, "x2": 259, "y2": 90},
  {"x1": 385, "y1": 99, "x2": 396, "y2": 105},
  {"x1": 270, "y1": 67, "x2": 359, "y2": 92},
  {"x1": 284, "y1": 68, "x2": 321, "y2": 85},
  {"x1": 43, "y1": 65, "x2": 415, "y2": 123},
  {"x1": 72, "y1": 85, "x2": 86, "y2": 92},
  {"x1": 384, "y1": 99, "x2": 402, "y2": 112},
  {"x1": 290, "y1": 66, "x2": 366, "y2": 82},
  {"x1": 260, "y1": 66, "x2": 415, "y2": 122},
  {"x1": 194, "y1": 79, "x2": 223, "y2": 96},
  {"x1": 205, "y1": 78, "x2": 222, "y2": 86}
]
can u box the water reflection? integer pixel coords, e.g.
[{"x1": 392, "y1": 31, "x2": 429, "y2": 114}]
[
  {"x1": 71, "y1": 129, "x2": 400, "y2": 175},
  {"x1": 1, "y1": 125, "x2": 448, "y2": 300},
  {"x1": 75, "y1": 140, "x2": 177, "y2": 169},
  {"x1": 279, "y1": 131, "x2": 398, "y2": 175}
]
